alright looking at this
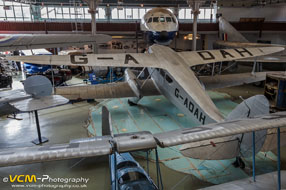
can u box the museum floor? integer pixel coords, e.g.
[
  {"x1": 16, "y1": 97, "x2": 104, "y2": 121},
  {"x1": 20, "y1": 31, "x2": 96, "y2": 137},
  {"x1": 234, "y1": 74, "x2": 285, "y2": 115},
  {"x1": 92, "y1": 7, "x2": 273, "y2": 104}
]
[{"x1": 0, "y1": 67, "x2": 286, "y2": 190}]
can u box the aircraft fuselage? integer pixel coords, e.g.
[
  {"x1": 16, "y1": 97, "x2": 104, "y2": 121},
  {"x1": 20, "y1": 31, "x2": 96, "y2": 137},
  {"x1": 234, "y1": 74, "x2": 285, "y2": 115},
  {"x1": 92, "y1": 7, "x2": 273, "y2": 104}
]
[
  {"x1": 140, "y1": 8, "x2": 178, "y2": 45},
  {"x1": 149, "y1": 68, "x2": 213, "y2": 125}
]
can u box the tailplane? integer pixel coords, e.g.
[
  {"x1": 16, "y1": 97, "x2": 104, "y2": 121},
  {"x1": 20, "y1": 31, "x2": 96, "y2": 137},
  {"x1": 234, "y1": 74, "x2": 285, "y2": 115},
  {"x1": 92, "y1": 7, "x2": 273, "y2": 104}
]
[{"x1": 227, "y1": 95, "x2": 269, "y2": 158}]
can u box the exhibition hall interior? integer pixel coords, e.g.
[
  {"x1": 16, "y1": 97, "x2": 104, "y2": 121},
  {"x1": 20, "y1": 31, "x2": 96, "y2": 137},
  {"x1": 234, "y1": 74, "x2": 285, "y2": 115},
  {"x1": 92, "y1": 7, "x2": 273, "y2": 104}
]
[{"x1": 0, "y1": 0, "x2": 286, "y2": 189}]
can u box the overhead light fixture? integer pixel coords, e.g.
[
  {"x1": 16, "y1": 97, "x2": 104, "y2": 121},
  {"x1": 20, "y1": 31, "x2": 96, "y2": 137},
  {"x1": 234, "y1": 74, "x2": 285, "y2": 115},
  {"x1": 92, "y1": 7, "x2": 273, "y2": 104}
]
[{"x1": 112, "y1": 36, "x2": 124, "y2": 39}]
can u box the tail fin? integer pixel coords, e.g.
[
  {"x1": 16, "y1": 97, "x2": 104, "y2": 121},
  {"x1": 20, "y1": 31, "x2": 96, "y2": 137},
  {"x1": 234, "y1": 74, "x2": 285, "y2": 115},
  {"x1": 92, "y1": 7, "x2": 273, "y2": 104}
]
[
  {"x1": 23, "y1": 75, "x2": 52, "y2": 98},
  {"x1": 227, "y1": 95, "x2": 269, "y2": 157},
  {"x1": 227, "y1": 95, "x2": 269, "y2": 120},
  {"x1": 218, "y1": 16, "x2": 249, "y2": 43},
  {"x1": 102, "y1": 106, "x2": 114, "y2": 137},
  {"x1": 180, "y1": 95, "x2": 270, "y2": 160}
]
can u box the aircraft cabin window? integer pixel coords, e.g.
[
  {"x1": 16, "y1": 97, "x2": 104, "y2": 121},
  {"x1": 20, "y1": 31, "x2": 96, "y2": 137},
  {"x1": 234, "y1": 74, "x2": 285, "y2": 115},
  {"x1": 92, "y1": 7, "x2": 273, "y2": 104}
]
[
  {"x1": 166, "y1": 17, "x2": 172, "y2": 22},
  {"x1": 160, "y1": 69, "x2": 166, "y2": 77},
  {"x1": 166, "y1": 74, "x2": 173, "y2": 83},
  {"x1": 148, "y1": 17, "x2": 152, "y2": 23},
  {"x1": 153, "y1": 17, "x2": 159, "y2": 22},
  {"x1": 160, "y1": 17, "x2": 165, "y2": 22}
]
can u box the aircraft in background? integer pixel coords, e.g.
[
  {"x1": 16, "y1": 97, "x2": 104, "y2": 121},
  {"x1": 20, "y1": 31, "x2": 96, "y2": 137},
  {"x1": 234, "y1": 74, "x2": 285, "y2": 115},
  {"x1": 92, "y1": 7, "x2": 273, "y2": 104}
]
[
  {"x1": 214, "y1": 16, "x2": 286, "y2": 63},
  {"x1": 0, "y1": 34, "x2": 111, "y2": 52},
  {"x1": 140, "y1": 8, "x2": 178, "y2": 45},
  {"x1": 0, "y1": 7, "x2": 177, "y2": 52},
  {"x1": 7, "y1": 44, "x2": 285, "y2": 162}
]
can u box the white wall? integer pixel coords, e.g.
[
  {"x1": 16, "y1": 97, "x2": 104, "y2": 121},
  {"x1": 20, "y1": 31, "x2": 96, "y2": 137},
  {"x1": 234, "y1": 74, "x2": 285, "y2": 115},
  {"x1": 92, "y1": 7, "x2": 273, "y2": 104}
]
[{"x1": 217, "y1": 4, "x2": 286, "y2": 22}]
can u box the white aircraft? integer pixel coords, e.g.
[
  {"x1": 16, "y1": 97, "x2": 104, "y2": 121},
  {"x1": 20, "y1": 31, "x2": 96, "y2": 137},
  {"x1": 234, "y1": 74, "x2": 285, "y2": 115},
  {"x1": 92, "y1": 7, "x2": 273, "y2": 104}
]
[
  {"x1": 0, "y1": 34, "x2": 111, "y2": 52},
  {"x1": 6, "y1": 44, "x2": 285, "y2": 161},
  {"x1": 140, "y1": 8, "x2": 178, "y2": 45}
]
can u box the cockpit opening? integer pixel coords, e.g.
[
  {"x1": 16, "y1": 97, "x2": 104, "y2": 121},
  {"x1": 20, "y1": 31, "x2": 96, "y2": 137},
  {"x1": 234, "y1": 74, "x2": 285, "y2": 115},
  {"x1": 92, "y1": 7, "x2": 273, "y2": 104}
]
[
  {"x1": 118, "y1": 172, "x2": 147, "y2": 184},
  {"x1": 117, "y1": 161, "x2": 137, "y2": 170},
  {"x1": 148, "y1": 16, "x2": 176, "y2": 23}
]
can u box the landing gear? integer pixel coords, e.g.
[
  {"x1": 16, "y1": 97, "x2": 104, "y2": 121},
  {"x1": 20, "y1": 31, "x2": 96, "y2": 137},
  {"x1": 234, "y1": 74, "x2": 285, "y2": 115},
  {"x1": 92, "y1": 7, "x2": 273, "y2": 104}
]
[{"x1": 232, "y1": 156, "x2": 245, "y2": 169}]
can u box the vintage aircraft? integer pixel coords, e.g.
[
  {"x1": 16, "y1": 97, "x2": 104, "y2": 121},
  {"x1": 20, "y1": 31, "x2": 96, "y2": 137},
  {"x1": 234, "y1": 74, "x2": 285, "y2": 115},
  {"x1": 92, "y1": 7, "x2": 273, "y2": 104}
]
[
  {"x1": 6, "y1": 44, "x2": 285, "y2": 161},
  {"x1": 214, "y1": 16, "x2": 286, "y2": 63},
  {"x1": 140, "y1": 8, "x2": 178, "y2": 45},
  {"x1": 0, "y1": 34, "x2": 111, "y2": 52},
  {"x1": 0, "y1": 103, "x2": 286, "y2": 167}
]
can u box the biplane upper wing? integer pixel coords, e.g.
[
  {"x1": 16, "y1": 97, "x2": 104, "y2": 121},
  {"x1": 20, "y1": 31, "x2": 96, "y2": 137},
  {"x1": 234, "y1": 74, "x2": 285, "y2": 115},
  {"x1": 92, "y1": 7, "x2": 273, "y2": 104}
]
[
  {"x1": 0, "y1": 34, "x2": 111, "y2": 51},
  {"x1": 0, "y1": 111, "x2": 286, "y2": 167}
]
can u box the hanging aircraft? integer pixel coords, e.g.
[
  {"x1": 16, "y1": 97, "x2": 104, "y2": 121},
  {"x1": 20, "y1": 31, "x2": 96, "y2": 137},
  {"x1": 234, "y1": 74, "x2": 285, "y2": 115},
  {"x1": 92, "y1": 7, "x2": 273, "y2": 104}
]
[
  {"x1": 0, "y1": 34, "x2": 111, "y2": 52},
  {"x1": 214, "y1": 16, "x2": 286, "y2": 63},
  {"x1": 7, "y1": 45, "x2": 284, "y2": 123},
  {"x1": 6, "y1": 44, "x2": 285, "y2": 162},
  {"x1": 140, "y1": 8, "x2": 178, "y2": 45}
]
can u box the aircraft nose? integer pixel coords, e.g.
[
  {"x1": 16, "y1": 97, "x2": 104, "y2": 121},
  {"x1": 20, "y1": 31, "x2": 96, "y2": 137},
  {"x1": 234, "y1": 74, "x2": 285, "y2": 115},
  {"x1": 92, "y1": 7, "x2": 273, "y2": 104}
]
[{"x1": 159, "y1": 31, "x2": 169, "y2": 40}]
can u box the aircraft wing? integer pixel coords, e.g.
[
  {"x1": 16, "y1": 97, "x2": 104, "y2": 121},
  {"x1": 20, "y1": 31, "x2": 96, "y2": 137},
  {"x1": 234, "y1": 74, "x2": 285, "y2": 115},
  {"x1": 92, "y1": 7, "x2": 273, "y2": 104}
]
[
  {"x1": 153, "y1": 112, "x2": 286, "y2": 148},
  {"x1": 0, "y1": 111, "x2": 286, "y2": 167},
  {"x1": 214, "y1": 41, "x2": 286, "y2": 63},
  {"x1": 6, "y1": 53, "x2": 163, "y2": 68},
  {"x1": 237, "y1": 55, "x2": 286, "y2": 63},
  {"x1": 6, "y1": 45, "x2": 283, "y2": 68},
  {"x1": 55, "y1": 80, "x2": 160, "y2": 100},
  {"x1": 178, "y1": 47, "x2": 285, "y2": 66},
  {"x1": 0, "y1": 136, "x2": 113, "y2": 166},
  {"x1": 199, "y1": 72, "x2": 280, "y2": 90},
  {"x1": 0, "y1": 34, "x2": 111, "y2": 51}
]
